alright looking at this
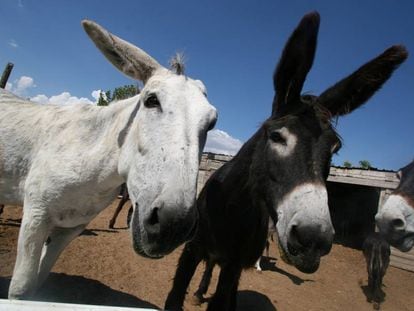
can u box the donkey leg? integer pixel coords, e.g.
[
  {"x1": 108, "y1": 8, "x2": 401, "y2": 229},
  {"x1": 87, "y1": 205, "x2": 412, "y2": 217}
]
[
  {"x1": 193, "y1": 259, "x2": 215, "y2": 303},
  {"x1": 164, "y1": 242, "x2": 203, "y2": 311},
  {"x1": 255, "y1": 257, "x2": 262, "y2": 271},
  {"x1": 37, "y1": 224, "x2": 87, "y2": 288},
  {"x1": 8, "y1": 207, "x2": 50, "y2": 299},
  {"x1": 126, "y1": 205, "x2": 133, "y2": 228},
  {"x1": 208, "y1": 263, "x2": 242, "y2": 311},
  {"x1": 109, "y1": 195, "x2": 128, "y2": 228},
  {"x1": 265, "y1": 239, "x2": 270, "y2": 257}
]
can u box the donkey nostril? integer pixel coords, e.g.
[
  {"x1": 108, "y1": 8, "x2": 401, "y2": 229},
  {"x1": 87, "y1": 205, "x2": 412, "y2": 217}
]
[
  {"x1": 144, "y1": 207, "x2": 161, "y2": 235},
  {"x1": 289, "y1": 223, "x2": 333, "y2": 256},
  {"x1": 149, "y1": 207, "x2": 160, "y2": 226},
  {"x1": 291, "y1": 225, "x2": 312, "y2": 248},
  {"x1": 392, "y1": 218, "x2": 405, "y2": 230}
]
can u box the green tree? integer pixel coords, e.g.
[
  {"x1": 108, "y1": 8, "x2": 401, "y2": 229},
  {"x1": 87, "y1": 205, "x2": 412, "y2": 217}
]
[
  {"x1": 359, "y1": 160, "x2": 371, "y2": 170},
  {"x1": 97, "y1": 84, "x2": 139, "y2": 106},
  {"x1": 343, "y1": 161, "x2": 352, "y2": 168},
  {"x1": 97, "y1": 91, "x2": 108, "y2": 106},
  {"x1": 111, "y1": 85, "x2": 138, "y2": 101}
]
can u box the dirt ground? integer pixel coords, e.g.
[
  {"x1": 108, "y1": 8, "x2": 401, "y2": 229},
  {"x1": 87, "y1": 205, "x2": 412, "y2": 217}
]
[{"x1": 1, "y1": 200, "x2": 413, "y2": 311}]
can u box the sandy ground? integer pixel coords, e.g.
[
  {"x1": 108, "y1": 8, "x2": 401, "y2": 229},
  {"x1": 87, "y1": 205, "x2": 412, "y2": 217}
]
[{"x1": 1, "y1": 200, "x2": 413, "y2": 311}]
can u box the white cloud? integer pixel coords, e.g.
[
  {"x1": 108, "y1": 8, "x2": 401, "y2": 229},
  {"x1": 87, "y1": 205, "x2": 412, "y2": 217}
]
[
  {"x1": 31, "y1": 92, "x2": 95, "y2": 106},
  {"x1": 91, "y1": 90, "x2": 103, "y2": 101},
  {"x1": 204, "y1": 129, "x2": 243, "y2": 156},
  {"x1": 17, "y1": 76, "x2": 35, "y2": 91},
  {"x1": 6, "y1": 76, "x2": 36, "y2": 96},
  {"x1": 5, "y1": 76, "x2": 99, "y2": 105},
  {"x1": 30, "y1": 94, "x2": 49, "y2": 104},
  {"x1": 8, "y1": 39, "x2": 18, "y2": 48},
  {"x1": 30, "y1": 89, "x2": 102, "y2": 106}
]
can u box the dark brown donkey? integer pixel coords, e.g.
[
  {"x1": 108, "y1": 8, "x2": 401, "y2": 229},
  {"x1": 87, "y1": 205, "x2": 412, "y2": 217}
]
[
  {"x1": 362, "y1": 232, "x2": 391, "y2": 308},
  {"x1": 165, "y1": 12, "x2": 407, "y2": 311}
]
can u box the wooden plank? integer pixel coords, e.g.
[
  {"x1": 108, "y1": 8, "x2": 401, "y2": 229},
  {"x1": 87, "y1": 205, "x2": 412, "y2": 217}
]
[
  {"x1": 391, "y1": 254, "x2": 414, "y2": 265},
  {"x1": 200, "y1": 153, "x2": 400, "y2": 189},
  {"x1": 327, "y1": 175, "x2": 399, "y2": 189},
  {"x1": 390, "y1": 257, "x2": 414, "y2": 272},
  {"x1": 391, "y1": 251, "x2": 414, "y2": 261},
  {"x1": 390, "y1": 247, "x2": 414, "y2": 272}
]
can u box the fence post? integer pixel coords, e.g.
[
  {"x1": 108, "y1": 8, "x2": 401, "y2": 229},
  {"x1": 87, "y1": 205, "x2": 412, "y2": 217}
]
[{"x1": 0, "y1": 62, "x2": 14, "y2": 89}]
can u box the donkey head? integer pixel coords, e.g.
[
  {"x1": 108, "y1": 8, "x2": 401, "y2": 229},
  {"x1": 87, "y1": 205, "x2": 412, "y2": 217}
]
[
  {"x1": 253, "y1": 12, "x2": 407, "y2": 273},
  {"x1": 376, "y1": 161, "x2": 414, "y2": 252},
  {"x1": 83, "y1": 20, "x2": 217, "y2": 258}
]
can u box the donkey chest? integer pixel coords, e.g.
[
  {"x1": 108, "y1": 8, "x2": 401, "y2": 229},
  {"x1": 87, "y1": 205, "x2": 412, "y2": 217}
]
[
  {"x1": 48, "y1": 188, "x2": 118, "y2": 228},
  {"x1": 207, "y1": 203, "x2": 268, "y2": 268}
]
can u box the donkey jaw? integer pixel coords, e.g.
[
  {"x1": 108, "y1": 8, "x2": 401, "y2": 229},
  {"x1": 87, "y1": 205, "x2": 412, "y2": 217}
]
[
  {"x1": 130, "y1": 200, "x2": 198, "y2": 258},
  {"x1": 393, "y1": 234, "x2": 414, "y2": 252},
  {"x1": 277, "y1": 237, "x2": 322, "y2": 273},
  {"x1": 376, "y1": 194, "x2": 414, "y2": 252}
]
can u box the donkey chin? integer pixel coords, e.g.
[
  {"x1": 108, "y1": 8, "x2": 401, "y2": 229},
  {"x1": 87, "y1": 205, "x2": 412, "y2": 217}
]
[
  {"x1": 384, "y1": 230, "x2": 414, "y2": 252},
  {"x1": 277, "y1": 236, "x2": 326, "y2": 274},
  {"x1": 130, "y1": 201, "x2": 198, "y2": 259},
  {"x1": 277, "y1": 217, "x2": 335, "y2": 273}
]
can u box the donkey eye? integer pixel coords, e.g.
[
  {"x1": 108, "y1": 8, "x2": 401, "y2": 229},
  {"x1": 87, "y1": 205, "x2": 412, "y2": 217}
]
[
  {"x1": 144, "y1": 94, "x2": 160, "y2": 109},
  {"x1": 270, "y1": 131, "x2": 286, "y2": 145}
]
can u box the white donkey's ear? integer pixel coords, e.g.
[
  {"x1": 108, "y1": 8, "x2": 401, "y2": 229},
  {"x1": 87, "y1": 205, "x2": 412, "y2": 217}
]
[{"x1": 82, "y1": 20, "x2": 162, "y2": 83}]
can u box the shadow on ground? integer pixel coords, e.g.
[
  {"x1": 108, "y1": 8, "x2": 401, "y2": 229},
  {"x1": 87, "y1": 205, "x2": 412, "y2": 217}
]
[
  {"x1": 0, "y1": 273, "x2": 158, "y2": 309},
  {"x1": 259, "y1": 256, "x2": 314, "y2": 286},
  {"x1": 237, "y1": 290, "x2": 277, "y2": 311}
]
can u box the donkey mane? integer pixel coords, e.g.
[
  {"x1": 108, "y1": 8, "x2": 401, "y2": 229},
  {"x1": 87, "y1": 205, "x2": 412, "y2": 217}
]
[
  {"x1": 169, "y1": 53, "x2": 186, "y2": 75},
  {"x1": 272, "y1": 94, "x2": 341, "y2": 143}
]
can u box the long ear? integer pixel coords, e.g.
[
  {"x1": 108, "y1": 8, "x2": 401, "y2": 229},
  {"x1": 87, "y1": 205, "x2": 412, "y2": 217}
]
[
  {"x1": 272, "y1": 12, "x2": 320, "y2": 117},
  {"x1": 319, "y1": 45, "x2": 408, "y2": 116},
  {"x1": 82, "y1": 20, "x2": 162, "y2": 83}
]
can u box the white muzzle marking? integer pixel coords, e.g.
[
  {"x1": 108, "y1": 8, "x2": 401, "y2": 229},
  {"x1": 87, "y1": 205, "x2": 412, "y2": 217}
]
[
  {"x1": 376, "y1": 194, "x2": 414, "y2": 239},
  {"x1": 276, "y1": 183, "x2": 333, "y2": 249}
]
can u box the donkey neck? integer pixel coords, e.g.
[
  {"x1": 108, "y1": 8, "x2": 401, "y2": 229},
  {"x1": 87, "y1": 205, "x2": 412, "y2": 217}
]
[
  {"x1": 93, "y1": 95, "x2": 141, "y2": 179},
  {"x1": 222, "y1": 128, "x2": 265, "y2": 204}
]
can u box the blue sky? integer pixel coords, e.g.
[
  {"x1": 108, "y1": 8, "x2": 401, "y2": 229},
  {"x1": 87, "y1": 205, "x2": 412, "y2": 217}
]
[{"x1": 1, "y1": 0, "x2": 413, "y2": 170}]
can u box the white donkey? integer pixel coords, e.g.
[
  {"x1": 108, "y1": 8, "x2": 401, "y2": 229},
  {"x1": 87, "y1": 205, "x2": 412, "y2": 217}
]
[
  {"x1": 376, "y1": 160, "x2": 414, "y2": 252},
  {"x1": 0, "y1": 20, "x2": 217, "y2": 299}
]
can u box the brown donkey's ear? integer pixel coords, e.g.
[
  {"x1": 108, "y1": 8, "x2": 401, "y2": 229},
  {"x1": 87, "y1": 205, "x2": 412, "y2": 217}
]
[
  {"x1": 272, "y1": 12, "x2": 320, "y2": 117},
  {"x1": 319, "y1": 45, "x2": 408, "y2": 117}
]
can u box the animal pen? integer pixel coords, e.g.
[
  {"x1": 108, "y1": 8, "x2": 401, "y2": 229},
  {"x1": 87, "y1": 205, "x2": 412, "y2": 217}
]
[
  {"x1": 198, "y1": 152, "x2": 414, "y2": 272},
  {"x1": 0, "y1": 152, "x2": 413, "y2": 310}
]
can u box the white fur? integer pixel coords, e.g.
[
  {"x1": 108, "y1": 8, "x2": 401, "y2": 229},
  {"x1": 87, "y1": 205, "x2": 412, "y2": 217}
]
[
  {"x1": 276, "y1": 183, "x2": 334, "y2": 254},
  {"x1": 1, "y1": 20, "x2": 217, "y2": 299},
  {"x1": 270, "y1": 127, "x2": 297, "y2": 157},
  {"x1": 376, "y1": 194, "x2": 414, "y2": 251}
]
